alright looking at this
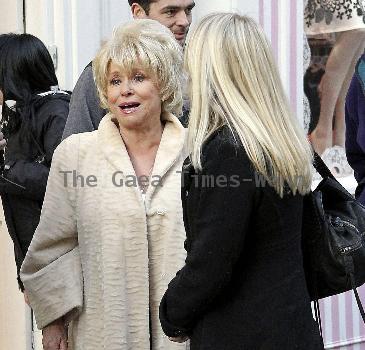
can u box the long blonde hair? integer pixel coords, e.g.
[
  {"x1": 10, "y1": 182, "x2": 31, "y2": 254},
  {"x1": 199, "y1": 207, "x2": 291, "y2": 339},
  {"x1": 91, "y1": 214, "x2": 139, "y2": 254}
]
[{"x1": 185, "y1": 13, "x2": 313, "y2": 197}]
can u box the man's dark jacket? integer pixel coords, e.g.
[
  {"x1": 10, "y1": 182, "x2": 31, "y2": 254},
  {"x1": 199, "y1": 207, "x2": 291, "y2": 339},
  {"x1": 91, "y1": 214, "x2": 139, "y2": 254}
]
[{"x1": 0, "y1": 93, "x2": 70, "y2": 289}]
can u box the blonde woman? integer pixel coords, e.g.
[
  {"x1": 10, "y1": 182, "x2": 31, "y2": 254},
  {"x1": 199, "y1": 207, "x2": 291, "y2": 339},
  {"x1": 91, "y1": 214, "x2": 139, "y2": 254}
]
[
  {"x1": 159, "y1": 13, "x2": 324, "y2": 349},
  {"x1": 21, "y1": 20, "x2": 188, "y2": 350}
]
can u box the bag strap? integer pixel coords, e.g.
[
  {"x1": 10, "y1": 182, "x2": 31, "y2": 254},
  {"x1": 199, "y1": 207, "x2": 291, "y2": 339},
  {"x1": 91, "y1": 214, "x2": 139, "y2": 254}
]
[
  {"x1": 312, "y1": 151, "x2": 336, "y2": 180},
  {"x1": 312, "y1": 271, "x2": 324, "y2": 346},
  {"x1": 313, "y1": 299, "x2": 323, "y2": 338},
  {"x1": 344, "y1": 256, "x2": 365, "y2": 324},
  {"x1": 353, "y1": 285, "x2": 365, "y2": 323}
]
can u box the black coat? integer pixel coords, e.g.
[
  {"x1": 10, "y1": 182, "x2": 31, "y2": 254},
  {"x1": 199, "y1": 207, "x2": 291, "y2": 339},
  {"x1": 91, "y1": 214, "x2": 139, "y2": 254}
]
[
  {"x1": 160, "y1": 127, "x2": 323, "y2": 350},
  {"x1": 0, "y1": 93, "x2": 70, "y2": 290}
]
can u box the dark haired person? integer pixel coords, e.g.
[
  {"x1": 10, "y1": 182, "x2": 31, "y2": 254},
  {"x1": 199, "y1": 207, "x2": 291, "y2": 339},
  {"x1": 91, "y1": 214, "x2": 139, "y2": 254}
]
[
  {"x1": 61, "y1": 0, "x2": 195, "y2": 140},
  {"x1": 0, "y1": 33, "x2": 70, "y2": 295}
]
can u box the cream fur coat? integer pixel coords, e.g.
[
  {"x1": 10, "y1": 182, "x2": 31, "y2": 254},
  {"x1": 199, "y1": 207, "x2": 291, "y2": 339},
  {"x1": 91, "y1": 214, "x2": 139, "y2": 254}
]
[{"x1": 21, "y1": 113, "x2": 189, "y2": 350}]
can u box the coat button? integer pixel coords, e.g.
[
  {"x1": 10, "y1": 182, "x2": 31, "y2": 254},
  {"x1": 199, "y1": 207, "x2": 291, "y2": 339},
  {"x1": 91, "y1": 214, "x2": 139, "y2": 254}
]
[{"x1": 156, "y1": 210, "x2": 166, "y2": 216}]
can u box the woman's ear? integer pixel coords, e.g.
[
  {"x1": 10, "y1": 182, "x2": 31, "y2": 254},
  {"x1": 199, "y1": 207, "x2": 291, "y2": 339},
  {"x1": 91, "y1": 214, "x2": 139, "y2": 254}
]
[{"x1": 131, "y1": 3, "x2": 148, "y2": 19}]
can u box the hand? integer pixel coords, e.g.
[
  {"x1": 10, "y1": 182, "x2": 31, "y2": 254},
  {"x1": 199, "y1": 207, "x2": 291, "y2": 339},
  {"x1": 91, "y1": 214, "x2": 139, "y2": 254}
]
[
  {"x1": 168, "y1": 336, "x2": 189, "y2": 343},
  {"x1": 42, "y1": 318, "x2": 68, "y2": 350},
  {"x1": 0, "y1": 132, "x2": 6, "y2": 151}
]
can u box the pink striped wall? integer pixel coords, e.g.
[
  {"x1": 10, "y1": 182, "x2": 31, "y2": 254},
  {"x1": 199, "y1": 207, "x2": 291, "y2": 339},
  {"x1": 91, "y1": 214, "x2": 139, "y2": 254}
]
[
  {"x1": 258, "y1": 0, "x2": 303, "y2": 125},
  {"x1": 258, "y1": 1, "x2": 365, "y2": 348},
  {"x1": 289, "y1": 0, "x2": 297, "y2": 117},
  {"x1": 270, "y1": 0, "x2": 279, "y2": 64},
  {"x1": 319, "y1": 286, "x2": 365, "y2": 349}
]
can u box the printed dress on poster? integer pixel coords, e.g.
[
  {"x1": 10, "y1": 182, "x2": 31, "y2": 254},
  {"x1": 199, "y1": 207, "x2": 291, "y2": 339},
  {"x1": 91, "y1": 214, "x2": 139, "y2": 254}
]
[{"x1": 305, "y1": 0, "x2": 365, "y2": 34}]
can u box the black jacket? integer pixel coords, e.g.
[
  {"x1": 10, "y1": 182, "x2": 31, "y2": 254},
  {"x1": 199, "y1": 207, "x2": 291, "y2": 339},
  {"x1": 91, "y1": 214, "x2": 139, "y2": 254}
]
[
  {"x1": 0, "y1": 92, "x2": 70, "y2": 290},
  {"x1": 160, "y1": 127, "x2": 323, "y2": 350}
]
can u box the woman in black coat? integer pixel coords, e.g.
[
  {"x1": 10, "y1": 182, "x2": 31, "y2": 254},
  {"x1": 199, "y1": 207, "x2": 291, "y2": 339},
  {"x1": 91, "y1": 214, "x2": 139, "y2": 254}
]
[
  {"x1": 0, "y1": 33, "x2": 70, "y2": 292},
  {"x1": 159, "y1": 13, "x2": 324, "y2": 350}
]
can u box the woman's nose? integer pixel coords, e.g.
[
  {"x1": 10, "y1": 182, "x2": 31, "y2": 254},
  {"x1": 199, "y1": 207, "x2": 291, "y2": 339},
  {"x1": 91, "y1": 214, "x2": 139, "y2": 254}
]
[{"x1": 121, "y1": 81, "x2": 133, "y2": 96}]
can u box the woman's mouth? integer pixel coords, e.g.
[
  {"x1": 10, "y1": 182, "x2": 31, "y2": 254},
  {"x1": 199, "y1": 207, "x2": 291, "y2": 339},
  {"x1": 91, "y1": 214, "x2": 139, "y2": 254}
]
[{"x1": 119, "y1": 102, "x2": 141, "y2": 114}]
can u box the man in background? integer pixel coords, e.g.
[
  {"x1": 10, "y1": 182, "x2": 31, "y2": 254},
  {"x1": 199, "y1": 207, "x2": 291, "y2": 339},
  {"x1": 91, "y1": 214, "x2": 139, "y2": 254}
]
[{"x1": 62, "y1": 0, "x2": 195, "y2": 139}]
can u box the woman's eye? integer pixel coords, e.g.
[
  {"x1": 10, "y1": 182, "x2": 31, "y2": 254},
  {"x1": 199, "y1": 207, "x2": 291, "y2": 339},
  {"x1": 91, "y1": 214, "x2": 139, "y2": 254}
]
[
  {"x1": 110, "y1": 78, "x2": 121, "y2": 86},
  {"x1": 134, "y1": 74, "x2": 145, "y2": 82}
]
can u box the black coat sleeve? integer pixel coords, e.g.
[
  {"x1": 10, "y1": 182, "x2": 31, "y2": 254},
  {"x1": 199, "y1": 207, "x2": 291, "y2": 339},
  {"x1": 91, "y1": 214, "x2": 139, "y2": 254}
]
[
  {"x1": 159, "y1": 142, "x2": 257, "y2": 337},
  {"x1": 0, "y1": 99, "x2": 68, "y2": 201}
]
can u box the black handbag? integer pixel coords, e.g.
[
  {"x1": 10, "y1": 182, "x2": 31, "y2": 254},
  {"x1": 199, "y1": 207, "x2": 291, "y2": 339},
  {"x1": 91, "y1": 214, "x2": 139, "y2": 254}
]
[{"x1": 302, "y1": 152, "x2": 365, "y2": 330}]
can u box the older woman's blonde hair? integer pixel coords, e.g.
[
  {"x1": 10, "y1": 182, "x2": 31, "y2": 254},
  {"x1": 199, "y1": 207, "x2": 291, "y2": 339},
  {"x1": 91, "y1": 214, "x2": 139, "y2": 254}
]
[
  {"x1": 186, "y1": 13, "x2": 313, "y2": 197},
  {"x1": 93, "y1": 19, "x2": 183, "y2": 116}
]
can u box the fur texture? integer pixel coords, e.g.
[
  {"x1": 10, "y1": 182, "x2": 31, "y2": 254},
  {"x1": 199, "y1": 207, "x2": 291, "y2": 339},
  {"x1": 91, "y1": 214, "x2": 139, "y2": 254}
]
[{"x1": 21, "y1": 113, "x2": 188, "y2": 350}]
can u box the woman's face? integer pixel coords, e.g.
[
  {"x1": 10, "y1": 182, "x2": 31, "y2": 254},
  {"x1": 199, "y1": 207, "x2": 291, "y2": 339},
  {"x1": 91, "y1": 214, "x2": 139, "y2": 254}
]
[{"x1": 106, "y1": 61, "x2": 162, "y2": 130}]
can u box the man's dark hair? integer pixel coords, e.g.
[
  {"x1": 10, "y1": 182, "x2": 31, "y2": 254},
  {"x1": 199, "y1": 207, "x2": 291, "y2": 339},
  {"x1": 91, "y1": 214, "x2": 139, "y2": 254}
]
[{"x1": 128, "y1": 0, "x2": 154, "y2": 14}]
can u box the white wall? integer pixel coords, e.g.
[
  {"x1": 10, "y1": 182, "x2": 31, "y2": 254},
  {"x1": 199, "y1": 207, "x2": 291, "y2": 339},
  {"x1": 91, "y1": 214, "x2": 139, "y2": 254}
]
[
  {"x1": 0, "y1": 0, "x2": 23, "y2": 33},
  {"x1": 0, "y1": 209, "x2": 30, "y2": 350},
  {"x1": 24, "y1": 0, "x2": 131, "y2": 90}
]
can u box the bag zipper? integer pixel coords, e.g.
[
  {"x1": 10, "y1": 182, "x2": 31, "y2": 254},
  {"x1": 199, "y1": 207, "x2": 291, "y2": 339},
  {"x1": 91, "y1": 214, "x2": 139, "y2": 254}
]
[
  {"x1": 330, "y1": 216, "x2": 363, "y2": 254},
  {"x1": 331, "y1": 216, "x2": 359, "y2": 234}
]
